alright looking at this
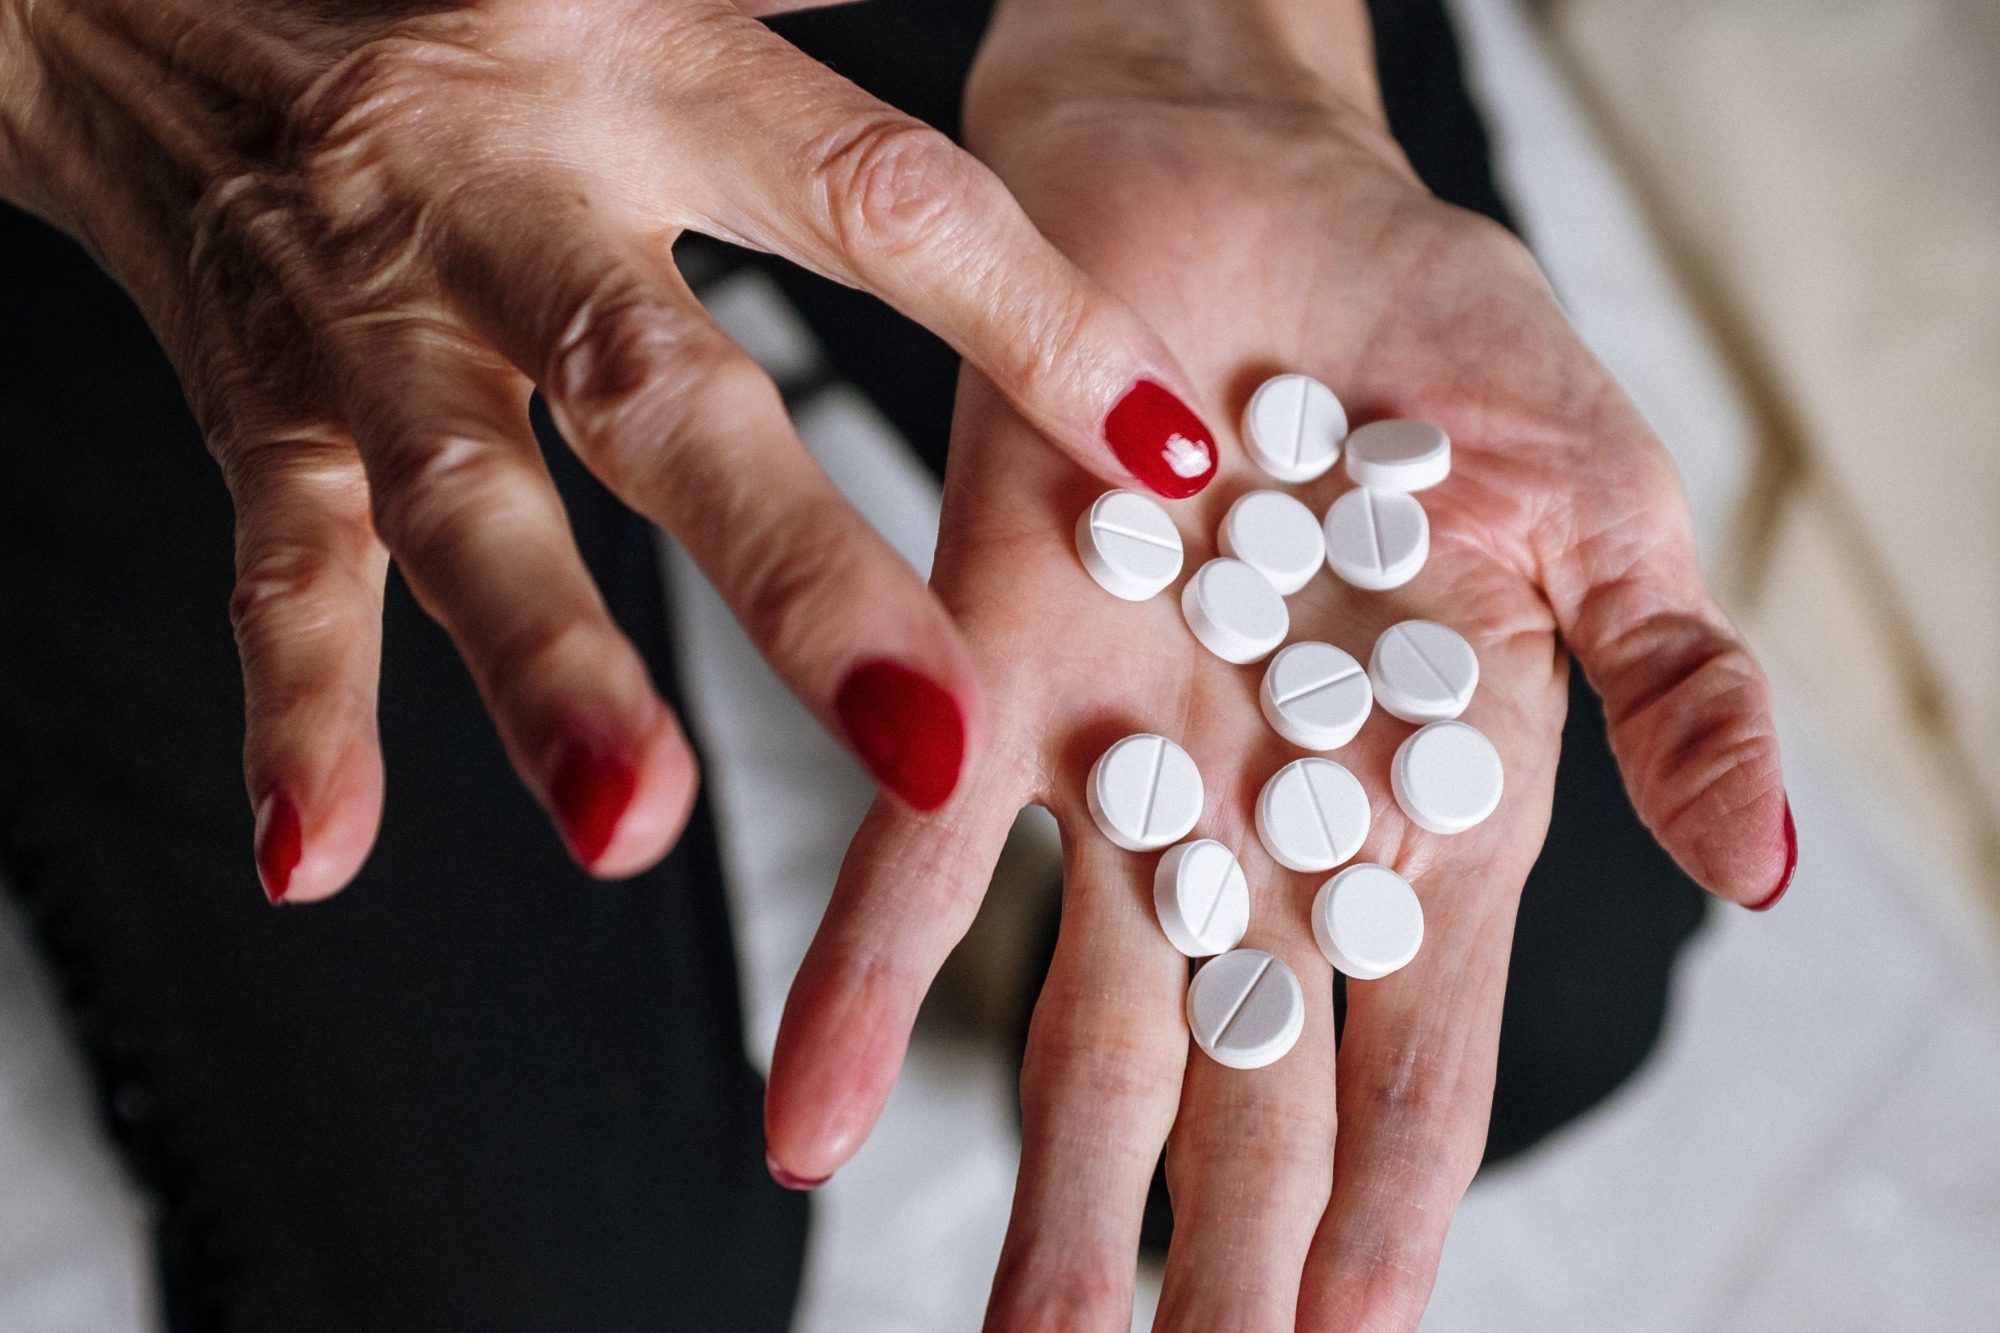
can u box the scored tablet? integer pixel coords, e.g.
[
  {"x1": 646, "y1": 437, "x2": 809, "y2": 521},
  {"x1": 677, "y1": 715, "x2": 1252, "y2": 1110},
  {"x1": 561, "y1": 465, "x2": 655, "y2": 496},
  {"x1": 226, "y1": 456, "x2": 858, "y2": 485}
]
[{"x1": 1087, "y1": 733, "x2": 1205, "y2": 852}]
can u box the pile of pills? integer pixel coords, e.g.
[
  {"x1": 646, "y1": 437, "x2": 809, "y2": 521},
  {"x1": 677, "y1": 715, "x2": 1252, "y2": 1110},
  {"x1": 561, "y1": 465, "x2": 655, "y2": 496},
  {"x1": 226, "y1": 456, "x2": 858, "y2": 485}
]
[{"x1": 1073, "y1": 373, "x2": 1504, "y2": 1071}]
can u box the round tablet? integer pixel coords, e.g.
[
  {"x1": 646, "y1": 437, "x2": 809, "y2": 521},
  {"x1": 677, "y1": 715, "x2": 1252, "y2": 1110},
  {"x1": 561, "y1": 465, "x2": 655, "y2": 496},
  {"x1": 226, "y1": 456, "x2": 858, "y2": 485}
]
[
  {"x1": 1181, "y1": 559, "x2": 1289, "y2": 665},
  {"x1": 1392, "y1": 721, "x2": 1504, "y2": 835},
  {"x1": 1344, "y1": 420, "x2": 1451, "y2": 492},
  {"x1": 1153, "y1": 839, "x2": 1251, "y2": 957},
  {"x1": 1260, "y1": 642, "x2": 1372, "y2": 751},
  {"x1": 1087, "y1": 733, "x2": 1204, "y2": 852},
  {"x1": 1312, "y1": 863, "x2": 1424, "y2": 980},
  {"x1": 1217, "y1": 490, "x2": 1325, "y2": 596},
  {"x1": 1075, "y1": 490, "x2": 1184, "y2": 601},
  {"x1": 1323, "y1": 487, "x2": 1429, "y2": 591},
  {"x1": 1241, "y1": 373, "x2": 1347, "y2": 483},
  {"x1": 1369, "y1": 620, "x2": 1479, "y2": 724},
  {"x1": 1255, "y1": 757, "x2": 1371, "y2": 873},
  {"x1": 1186, "y1": 949, "x2": 1306, "y2": 1070}
]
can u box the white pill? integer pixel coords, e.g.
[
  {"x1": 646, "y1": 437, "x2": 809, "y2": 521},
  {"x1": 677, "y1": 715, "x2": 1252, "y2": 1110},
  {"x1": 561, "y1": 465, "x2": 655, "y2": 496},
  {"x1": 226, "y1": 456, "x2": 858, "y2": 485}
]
[
  {"x1": 1075, "y1": 489, "x2": 1184, "y2": 602},
  {"x1": 1323, "y1": 487, "x2": 1429, "y2": 591},
  {"x1": 1312, "y1": 863, "x2": 1424, "y2": 980},
  {"x1": 1344, "y1": 420, "x2": 1451, "y2": 492},
  {"x1": 1217, "y1": 490, "x2": 1325, "y2": 596},
  {"x1": 1181, "y1": 559, "x2": 1289, "y2": 664},
  {"x1": 1153, "y1": 839, "x2": 1251, "y2": 957},
  {"x1": 1369, "y1": 620, "x2": 1479, "y2": 724},
  {"x1": 1260, "y1": 642, "x2": 1372, "y2": 751},
  {"x1": 1186, "y1": 949, "x2": 1306, "y2": 1070},
  {"x1": 1392, "y1": 721, "x2": 1504, "y2": 835},
  {"x1": 1256, "y1": 758, "x2": 1371, "y2": 873},
  {"x1": 1087, "y1": 733, "x2": 1205, "y2": 852},
  {"x1": 1242, "y1": 373, "x2": 1348, "y2": 483}
]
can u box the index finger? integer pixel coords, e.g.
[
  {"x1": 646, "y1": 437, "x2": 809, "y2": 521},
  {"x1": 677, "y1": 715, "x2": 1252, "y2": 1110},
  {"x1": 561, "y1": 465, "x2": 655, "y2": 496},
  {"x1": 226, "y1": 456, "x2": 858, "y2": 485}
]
[{"x1": 668, "y1": 11, "x2": 1221, "y2": 500}]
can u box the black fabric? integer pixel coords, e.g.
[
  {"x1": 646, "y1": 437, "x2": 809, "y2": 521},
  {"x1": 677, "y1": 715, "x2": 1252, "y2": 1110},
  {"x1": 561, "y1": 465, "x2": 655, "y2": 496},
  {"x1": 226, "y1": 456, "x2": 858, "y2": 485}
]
[{"x1": 0, "y1": 209, "x2": 805, "y2": 1331}]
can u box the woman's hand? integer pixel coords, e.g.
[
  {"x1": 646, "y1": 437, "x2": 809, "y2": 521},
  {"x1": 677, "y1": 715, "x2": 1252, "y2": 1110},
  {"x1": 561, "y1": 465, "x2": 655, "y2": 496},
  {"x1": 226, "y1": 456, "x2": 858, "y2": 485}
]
[
  {"x1": 767, "y1": 2, "x2": 1793, "y2": 1327},
  {"x1": 0, "y1": 0, "x2": 1219, "y2": 901}
]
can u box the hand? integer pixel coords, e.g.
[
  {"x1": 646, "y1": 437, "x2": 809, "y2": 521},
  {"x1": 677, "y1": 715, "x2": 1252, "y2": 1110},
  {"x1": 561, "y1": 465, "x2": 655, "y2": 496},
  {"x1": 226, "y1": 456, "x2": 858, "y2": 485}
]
[
  {"x1": 767, "y1": 4, "x2": 1793, "y2": 1327},
  {"x1": 0, "y1": 0, "x2": 1219, "y2": 901}
]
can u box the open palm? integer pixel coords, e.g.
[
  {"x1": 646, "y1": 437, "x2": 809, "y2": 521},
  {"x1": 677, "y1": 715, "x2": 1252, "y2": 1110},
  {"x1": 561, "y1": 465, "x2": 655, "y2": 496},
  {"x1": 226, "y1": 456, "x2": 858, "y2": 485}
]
[{"x1": 768, "y1": 73, "x2": 1790, "y2": 1332}]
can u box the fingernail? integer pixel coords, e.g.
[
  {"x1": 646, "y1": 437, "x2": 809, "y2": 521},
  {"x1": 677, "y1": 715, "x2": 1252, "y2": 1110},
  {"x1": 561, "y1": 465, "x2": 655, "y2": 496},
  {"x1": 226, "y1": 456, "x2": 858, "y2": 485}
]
[
  {"x1": 766, "y1": 1150, "x2": 828, "y2": 1192},
  {"x1": 254, "y1": 791, "x2": 302, "y2": 905},
  {"x1": 1104, "y1": 379, "x2": 1216, "y2": 499},
  {"x1": 833, "y1": 659, "x2": 965, "y2": 812},
  {"x1": 1749, "y1": 798, "x2": 1797, "y2": 912},
  {"x1": 549, "y1": 741, "x2": 638, "y2": 867}
]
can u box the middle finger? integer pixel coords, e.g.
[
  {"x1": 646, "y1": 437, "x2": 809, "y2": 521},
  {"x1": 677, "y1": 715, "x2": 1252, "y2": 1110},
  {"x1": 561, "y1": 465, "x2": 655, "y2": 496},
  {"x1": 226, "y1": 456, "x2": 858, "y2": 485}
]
[
  {"x1": 986, "y1": 822, "x2": 1190, "y2": 1331},
  {"x1": 1155, "y1": 913, "x2": 1338, "y2": 1332}
]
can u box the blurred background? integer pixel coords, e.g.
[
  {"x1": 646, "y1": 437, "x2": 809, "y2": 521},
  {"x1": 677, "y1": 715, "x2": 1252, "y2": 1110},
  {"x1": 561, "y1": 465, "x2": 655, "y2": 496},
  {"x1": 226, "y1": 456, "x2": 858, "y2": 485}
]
[{"x1": 3, "y1": 0, "x2": 1996, "y2": 1327}]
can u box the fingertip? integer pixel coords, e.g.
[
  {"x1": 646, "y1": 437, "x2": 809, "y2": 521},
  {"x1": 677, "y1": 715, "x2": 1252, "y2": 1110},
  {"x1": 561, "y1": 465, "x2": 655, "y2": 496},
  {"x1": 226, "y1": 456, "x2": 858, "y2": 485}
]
[
  {"x1": 1747, "y1": 797, "x2": 1798, "y2": 912},
  {"x1": 1102, "y1": 377, "x2": 1217, "y2": 500},
  {"x1": 253, "y1": 790, "x2": 301, "y2": 905},
  {"x1": 552, "y1": 707, "x2": 699, "y2": 880},
  {"x1": 1661, "y1": 770, "x2": 1790, "y2": 909},
  {"x1": 252, "y1": 748, "x2": 385, "y2": 906},
  {"x1": 765, "y1": 949, "x2": 913, "y2": 1182},
  {"x1": 764, "y1": 1150, "x2": 827, "y2": 1193},
  {"x1": 833, "y1": 657, "x2": 976, "y2": 813}
]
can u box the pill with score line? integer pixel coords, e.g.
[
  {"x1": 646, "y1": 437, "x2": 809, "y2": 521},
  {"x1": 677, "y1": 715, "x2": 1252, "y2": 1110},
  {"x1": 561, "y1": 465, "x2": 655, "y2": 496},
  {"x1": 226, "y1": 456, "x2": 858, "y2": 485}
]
[
  {"x1": 1186, "y1": 948, "x2": 1306, "y2": 1070},
  {"x1": 1369, "y1": 620, "x2": 1479, "y2": 724},
  {"x1": 1260, "y1": 642, "x2": 1372, "y2": 751},
  {"x1": 1181, "y1": 558, "x2": 1289, "y2": 664},
  {"x1": 1255, "y1": 757, "x2": 1371, "y2": 873},
  {"x1": 1153, "y1": 839, "x2": 1251, "y2": 957},
  {"x1": 1086, "y1": 733, "x2": 1205, "y2": 852},
  {"x1": 1313, "y1": 863, "x2": 1424, "y2": 979},
  {"x1": 1344, "y1": 419, "x2": 1451, "y2": 492},
  {"x1": 1217, "y1": 490, "x2": 1325, "y2": 596},
  {"x1": 1241, "y1": 373, "x2": 1347, "y2": 483},
  {"x1": 1392, "y1": 720, "x2": 1504, "y2": 835},
  {"x1": 1074, "y1": 489, "x2": 1184, "y2": 602},
  {"x1": 1323, "y1": 487, "x2": 1429, "y2": 591}
]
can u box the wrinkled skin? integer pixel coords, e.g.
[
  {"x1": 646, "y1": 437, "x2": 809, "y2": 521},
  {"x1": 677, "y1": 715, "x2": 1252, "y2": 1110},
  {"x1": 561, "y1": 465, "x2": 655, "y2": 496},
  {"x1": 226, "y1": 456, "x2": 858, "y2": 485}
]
[
  {"x1": 0, "y1": 0, "x2": 1201, "y2": 895},
  {"x1": 768, "y1": 17, "x2": 1789, "y2": 1331}
]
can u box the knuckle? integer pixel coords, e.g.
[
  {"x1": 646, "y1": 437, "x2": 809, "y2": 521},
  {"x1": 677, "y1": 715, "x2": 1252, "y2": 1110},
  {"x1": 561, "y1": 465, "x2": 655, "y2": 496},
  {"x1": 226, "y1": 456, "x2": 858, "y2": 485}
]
[
  {"x1": 987, "y1": 1267, "x2": 1133, "y2": 1333},
  {"x1": 1020, "y1": 1027, "x2": 1163, "y2": 1117},
  {"x1": 184, "y1": 173, "x2": 316, "y2": 341},
  {"x1": 289, "y1": 29, "x2": 495, "y2": 251},
  {"x1": 365, "y1": 434, "x2": 518, "y2": 565},
  {"x1": 1312, "y1": 1275, "x2": 1433, "y2": 1333},
  {"x1": 546, "y1": 285, "x2": 768, "y2": 470},
  {"x1": 229, "y1": 547, "x2": 347, "y2": 642},
  {"x1": 812, "y1": 116, "x2": 981, "y2": 260},
  {"x1": 988, "y1": 278, "x2": 1095, "y2": 408},
  {"x1": 1349, "y1": 1055, "x2": 1457, "y2": 1132},
  {"x1": 207, "y1": 408, "x2": 353, "y2": 488},
  {"x1": 728, "y1": 513, "x2": 874, "y2": 670},
  {"x1": 292, "y1": 31, "x2": 487, "y2": 159},
  {"x1": 484, "y1": 608, "x2": 608, "y2": 683}
]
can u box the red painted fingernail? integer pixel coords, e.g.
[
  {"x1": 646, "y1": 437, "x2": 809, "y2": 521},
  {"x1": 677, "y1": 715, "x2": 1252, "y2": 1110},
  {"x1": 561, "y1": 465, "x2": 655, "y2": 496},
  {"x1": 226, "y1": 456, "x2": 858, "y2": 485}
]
[
  {"x1": 1749, "y1": 798, "x2": 1797, "y2": 912},
  {"x1": 1104, "y1": 379, "x2": 1216, "y2": 499},
  {"x1": 254, "y1": 791, "x2": 302, "y2": 905},
  {"x1": 549, "y1": 742, "x2": 637, "y2": 867},
  {"x1": 766, "y1": 1151, "x2": 828, "y2": 1192},
  {"x1": 833, "y1": 659, "x2": 965, "y2": 812}
]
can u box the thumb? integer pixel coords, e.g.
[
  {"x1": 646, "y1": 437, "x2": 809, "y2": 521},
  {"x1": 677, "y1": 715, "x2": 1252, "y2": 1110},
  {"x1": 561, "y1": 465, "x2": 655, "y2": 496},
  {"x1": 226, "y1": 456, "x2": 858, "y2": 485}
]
[{"x1": 1542, "y1": 441, "x2": 1796, "y2": 910}]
